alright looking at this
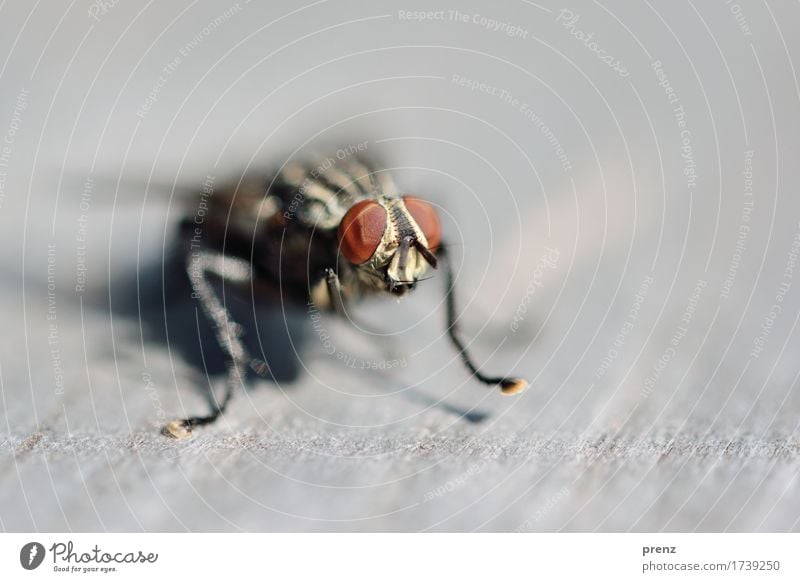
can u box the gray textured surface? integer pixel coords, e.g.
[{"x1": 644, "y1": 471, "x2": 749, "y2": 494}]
[{"x1": 2, "y1": 0, "x2": 800, "y2": 531}]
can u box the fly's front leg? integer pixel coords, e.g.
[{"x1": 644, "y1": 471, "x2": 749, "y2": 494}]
[
  {"x1": 438, "y1": 244, "x2": 529, "y2": 396},
  {"x1": 164, "y1": 250, "x2": 266, "y2": 439}
]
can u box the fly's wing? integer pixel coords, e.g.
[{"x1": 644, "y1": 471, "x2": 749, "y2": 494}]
[{"x1": 191, "y1": 175, "x2": 277, "y2": 251}]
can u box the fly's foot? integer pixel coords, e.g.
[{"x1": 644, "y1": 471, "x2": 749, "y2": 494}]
[
  {"x1": 499, "y1": 378, "x2": 529, "y2": 396},
  {"x1": 163, "y1": 419, "x2": 193, "y2": 440}
]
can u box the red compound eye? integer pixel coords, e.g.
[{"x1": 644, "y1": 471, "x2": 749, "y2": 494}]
[
  {"x1": 338, "y1": 200, "x2": 388, "y2": 264},
  {"x1": 403, "y1": 196, "x2": 441, "y2": 251}
]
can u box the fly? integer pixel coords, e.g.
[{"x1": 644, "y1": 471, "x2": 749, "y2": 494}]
[{"x1": 165, "y1": 150, "x2": 528, "y2": 439}]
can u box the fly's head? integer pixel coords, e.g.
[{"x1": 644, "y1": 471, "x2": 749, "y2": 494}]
[{"x1": 337, "y1": 196, "x2": 441, "y2": 296}]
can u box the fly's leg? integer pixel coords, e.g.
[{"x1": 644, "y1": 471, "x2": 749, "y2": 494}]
[
  {"x1": 438, "y1": 245, "x2": 529, "y2": 396},
  {"x1": 164, "y1": 250, "x2": 265, "y2": 439}
]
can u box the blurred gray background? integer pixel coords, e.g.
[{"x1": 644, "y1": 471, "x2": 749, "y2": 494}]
[{"x1": 1, "y1": 0, "x2": 800, "y2": 531}]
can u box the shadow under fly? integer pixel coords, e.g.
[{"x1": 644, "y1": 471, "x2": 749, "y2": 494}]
[
  {"x1": 154, "y1": 149, "x2": 528, "y2": 438},
  {"x1": 110, "y1": 247, "x2": 310, "y2": 393}
]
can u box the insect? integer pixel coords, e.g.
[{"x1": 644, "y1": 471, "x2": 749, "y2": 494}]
[{"x1": 164, "y1": 148, "x2": 528, "y2": 438}]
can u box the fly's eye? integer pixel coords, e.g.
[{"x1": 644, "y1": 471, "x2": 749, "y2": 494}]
[
  {"x1": 403, "y1": 196, "x2": 441, "y2": 251},
  {"x1": 338, "y1": 200, "x2": 388, "y2": 264}
]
